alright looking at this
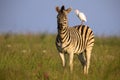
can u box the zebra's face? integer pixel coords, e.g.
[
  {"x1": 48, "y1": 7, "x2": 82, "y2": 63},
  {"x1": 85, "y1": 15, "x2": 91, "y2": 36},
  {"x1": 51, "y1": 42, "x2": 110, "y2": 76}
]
[{"x1": 56, "y1": 5, "x2": 72, "y2": 30}]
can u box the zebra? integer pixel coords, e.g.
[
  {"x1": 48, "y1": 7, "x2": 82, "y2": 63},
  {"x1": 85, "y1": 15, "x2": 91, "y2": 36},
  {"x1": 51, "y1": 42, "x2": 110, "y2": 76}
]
[{"x1": 55, "y1": 5, "x2": 94, "y2": 74}]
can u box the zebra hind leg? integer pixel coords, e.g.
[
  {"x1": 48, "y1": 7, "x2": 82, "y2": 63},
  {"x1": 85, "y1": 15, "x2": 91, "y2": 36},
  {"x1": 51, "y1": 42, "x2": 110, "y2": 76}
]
[
  {"x1": 78, "y1": 53, "x2": 87, "y2": 74},
  {"x1": 84, "y1": 47, "x2": 92, "y2": 74}
]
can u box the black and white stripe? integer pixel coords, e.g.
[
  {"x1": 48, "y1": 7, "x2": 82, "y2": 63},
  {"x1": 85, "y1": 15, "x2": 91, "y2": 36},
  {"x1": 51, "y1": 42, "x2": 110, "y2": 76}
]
[{"x1": 55, "y1": 5, "x2": 94, "y2": 74}]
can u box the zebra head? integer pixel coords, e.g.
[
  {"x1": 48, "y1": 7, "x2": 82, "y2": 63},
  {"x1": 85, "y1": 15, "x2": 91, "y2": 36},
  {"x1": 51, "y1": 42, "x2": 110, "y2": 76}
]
[{"x1": 56, "y1": 5, "x2": 72, "y2": 30}]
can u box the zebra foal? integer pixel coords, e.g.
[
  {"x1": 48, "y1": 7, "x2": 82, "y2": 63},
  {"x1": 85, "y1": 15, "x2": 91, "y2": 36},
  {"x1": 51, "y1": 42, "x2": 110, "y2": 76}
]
[{"x1": 55, "y1": 5, "x2": 94, "y2": 74}]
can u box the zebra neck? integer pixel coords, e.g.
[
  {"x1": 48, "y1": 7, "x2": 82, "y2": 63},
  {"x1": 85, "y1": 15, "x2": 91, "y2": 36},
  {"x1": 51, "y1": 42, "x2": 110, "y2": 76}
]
[
  {"x1": 58, "y1": 27, "x2": 69, "y2": 41},
  {"x1": 58, "y1": 26, "x2": 68, "y2": 33}
]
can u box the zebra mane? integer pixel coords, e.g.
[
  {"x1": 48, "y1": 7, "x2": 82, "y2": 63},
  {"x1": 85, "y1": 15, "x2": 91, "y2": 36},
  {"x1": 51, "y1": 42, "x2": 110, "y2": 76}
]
[{"x1": 61, "y1": 5, "x2": 65, "y2": 12}]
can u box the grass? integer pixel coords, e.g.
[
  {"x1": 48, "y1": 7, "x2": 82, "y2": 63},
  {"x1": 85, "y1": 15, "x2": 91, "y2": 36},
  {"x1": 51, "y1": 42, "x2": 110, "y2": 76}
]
[{"x1": 0, "y1": 34, "x2": 120, "y2": 80}]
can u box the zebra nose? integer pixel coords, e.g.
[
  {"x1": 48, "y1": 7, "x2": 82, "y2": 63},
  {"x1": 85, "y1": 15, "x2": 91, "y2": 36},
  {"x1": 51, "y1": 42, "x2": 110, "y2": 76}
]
[
  {"x1": 58, "y1": 22, "x2": 63, "y2": 26},
  {"x1": 58, "y1": 24, "x2": 63, "y2": 30}
]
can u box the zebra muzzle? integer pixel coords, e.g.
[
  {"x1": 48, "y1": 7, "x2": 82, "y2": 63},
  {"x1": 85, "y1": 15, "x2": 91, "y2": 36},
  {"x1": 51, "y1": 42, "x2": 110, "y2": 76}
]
[{"x1": 58, "y1": 23, "x2": 63, "y2": 30}]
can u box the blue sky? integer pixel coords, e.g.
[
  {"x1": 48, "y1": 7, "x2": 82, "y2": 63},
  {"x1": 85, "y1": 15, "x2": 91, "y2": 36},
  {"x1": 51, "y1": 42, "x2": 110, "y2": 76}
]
[{"x1": 0, "y1": 0, "x2": 120, "y2": 36}]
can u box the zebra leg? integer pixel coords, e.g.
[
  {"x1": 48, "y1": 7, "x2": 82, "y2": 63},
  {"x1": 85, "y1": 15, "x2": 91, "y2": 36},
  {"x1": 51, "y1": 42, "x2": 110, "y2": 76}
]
[
  {"x1": 78, "y1": 53, "x2": 86, "y2": 73},
  {"x1": 69, "y1": 53, "x2": 74, "y2": 73},
  {"x1": 59, "y1": 52, "x2": 65, "y2": 67},
  {"x1": 85, "y1": 48, "x2": 92, "y2": 74},
  {"x1": 78, "y1": 53, "x2": 86, "y2": 66}
]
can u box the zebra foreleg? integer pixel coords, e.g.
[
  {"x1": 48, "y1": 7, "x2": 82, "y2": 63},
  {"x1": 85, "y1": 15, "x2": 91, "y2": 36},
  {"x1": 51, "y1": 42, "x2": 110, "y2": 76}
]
[
  {"x1": 59, "y1": 52, "x2": 65, "y2": 67},
  {"x1": 69, "y1": 53, "x2": 74, "y2": 73}
]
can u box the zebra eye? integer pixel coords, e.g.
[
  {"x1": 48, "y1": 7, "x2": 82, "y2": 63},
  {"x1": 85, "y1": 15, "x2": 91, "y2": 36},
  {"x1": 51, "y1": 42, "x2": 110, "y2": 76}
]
[{"x1": 57, "y1": 15, "x2": 59, "y2": 18}]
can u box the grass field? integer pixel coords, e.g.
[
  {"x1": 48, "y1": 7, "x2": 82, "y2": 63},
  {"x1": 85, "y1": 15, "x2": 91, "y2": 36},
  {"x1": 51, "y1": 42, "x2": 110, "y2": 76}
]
[{"x1": 0, "y1": 34, "x2": 120, "y2": 80}]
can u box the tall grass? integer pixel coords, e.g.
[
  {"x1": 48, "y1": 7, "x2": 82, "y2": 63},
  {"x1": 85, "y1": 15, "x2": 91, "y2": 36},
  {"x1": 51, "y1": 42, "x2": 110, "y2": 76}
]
[{"x1": 0, "y1": 34, "x2": 120, "y2": 80}]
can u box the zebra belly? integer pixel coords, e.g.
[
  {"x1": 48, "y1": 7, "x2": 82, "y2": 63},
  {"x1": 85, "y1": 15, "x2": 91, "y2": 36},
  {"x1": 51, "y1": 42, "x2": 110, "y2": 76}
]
[{"x1": 56, "y1": 41, "x2": 84, "y2": 54}]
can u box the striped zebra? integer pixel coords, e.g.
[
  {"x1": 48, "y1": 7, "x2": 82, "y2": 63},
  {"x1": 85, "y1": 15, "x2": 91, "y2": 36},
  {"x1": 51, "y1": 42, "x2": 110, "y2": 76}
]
[{"x1": 55, "y1": 5, "x2": 94, "y2": 74}]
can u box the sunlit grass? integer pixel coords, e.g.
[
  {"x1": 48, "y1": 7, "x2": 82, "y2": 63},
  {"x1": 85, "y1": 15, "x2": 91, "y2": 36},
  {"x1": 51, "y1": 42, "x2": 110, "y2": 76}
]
[{"x1": 0, "y1": 34, "x2": 120, "y2": 80}]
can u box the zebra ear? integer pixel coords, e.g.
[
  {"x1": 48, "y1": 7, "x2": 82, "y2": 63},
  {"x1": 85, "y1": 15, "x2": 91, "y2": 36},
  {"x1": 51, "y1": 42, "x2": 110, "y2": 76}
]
[
  {"x1": 66, "y1": 7, "x2": 72, "y2": 13},
  {"x1": 56, "y1": 6, "x2": 60, "y2": 13}
]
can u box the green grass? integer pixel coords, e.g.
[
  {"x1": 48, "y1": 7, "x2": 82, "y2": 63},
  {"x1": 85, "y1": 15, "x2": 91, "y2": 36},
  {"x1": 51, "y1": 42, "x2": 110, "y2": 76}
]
[{"x1": 0, "y1": 34, "x2": 120, "y2": 80}]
